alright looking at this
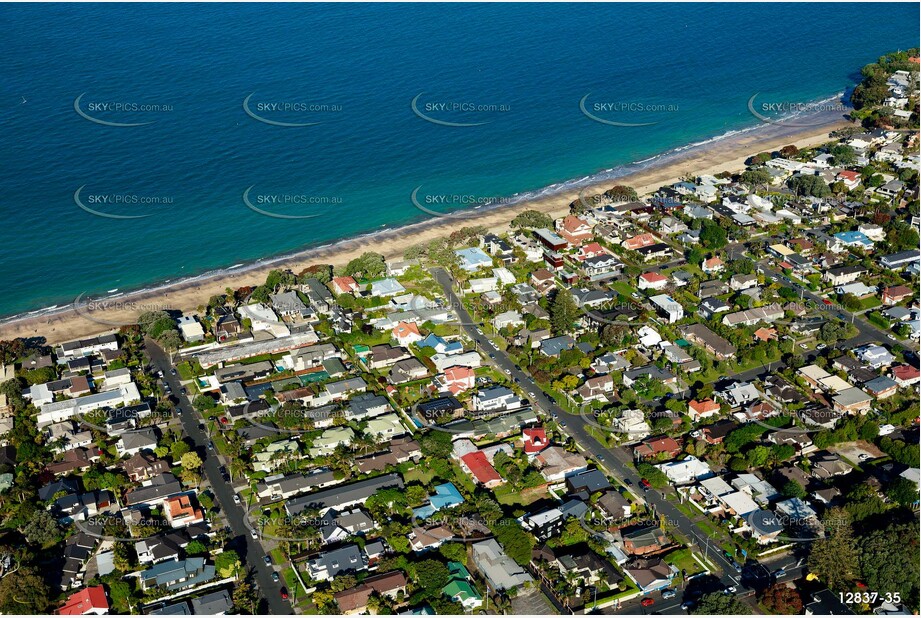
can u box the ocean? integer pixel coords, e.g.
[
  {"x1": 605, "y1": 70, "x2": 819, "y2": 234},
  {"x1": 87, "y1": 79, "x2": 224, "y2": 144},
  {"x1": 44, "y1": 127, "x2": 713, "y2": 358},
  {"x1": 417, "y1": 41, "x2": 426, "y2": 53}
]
[{"x1": 0, "y1": 2, "x2": 917, "y2": 318}]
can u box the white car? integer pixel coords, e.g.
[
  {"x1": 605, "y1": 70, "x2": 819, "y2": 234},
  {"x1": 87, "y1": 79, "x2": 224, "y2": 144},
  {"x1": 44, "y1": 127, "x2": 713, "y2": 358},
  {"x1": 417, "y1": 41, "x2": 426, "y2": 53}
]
[
  {"x1": 233, "y1": 495, "x2": 241, "y2": 504},
  {"x1": 504, "y1": 368, "x2": 511, "y2": 375},
  {"x1": 251, "y1": 529, "x2": 259, "y2": 540}
]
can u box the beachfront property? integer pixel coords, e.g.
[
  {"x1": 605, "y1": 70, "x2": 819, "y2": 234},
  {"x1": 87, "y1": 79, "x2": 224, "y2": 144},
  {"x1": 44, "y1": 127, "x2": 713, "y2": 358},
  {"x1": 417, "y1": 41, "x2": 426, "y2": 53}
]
[{"x1": 7, "y1": 44, "x2": 920, "y2": 616}]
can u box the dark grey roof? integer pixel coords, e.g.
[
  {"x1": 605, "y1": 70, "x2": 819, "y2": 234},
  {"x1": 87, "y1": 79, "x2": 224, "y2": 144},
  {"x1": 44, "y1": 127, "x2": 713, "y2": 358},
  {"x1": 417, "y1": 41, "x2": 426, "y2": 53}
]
[
  {"x1": 190, "y1": 590, "x2": 233, "y2": 615},
  {"x1": 286, "y1": 473, "x2": 404, "y2": 516}
]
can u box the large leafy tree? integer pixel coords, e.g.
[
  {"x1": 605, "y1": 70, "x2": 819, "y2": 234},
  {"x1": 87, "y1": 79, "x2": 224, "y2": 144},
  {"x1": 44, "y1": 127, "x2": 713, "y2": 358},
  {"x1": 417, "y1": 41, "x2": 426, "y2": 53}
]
[
  {"x1": 760, "y1": 583, "x2": 803, "y2": 614},
  {"x1": 549, "y1": 288, "x2": 580, "y2": 335},
  {"x1": 692, "y1": 592, "x2": 751, "y2": 615},
  {"x1": 808, "y1": 507, "x2": 860, "y2": 591},
  {"x1": 859, "y1": 522, "x2": 920, "y2": 611},
  {"x1": 0, "y1": 568, "x2": 50, "y2": 614},
  {"x1": 511, "y1": 210, "x2": 553, "y2": 229}
]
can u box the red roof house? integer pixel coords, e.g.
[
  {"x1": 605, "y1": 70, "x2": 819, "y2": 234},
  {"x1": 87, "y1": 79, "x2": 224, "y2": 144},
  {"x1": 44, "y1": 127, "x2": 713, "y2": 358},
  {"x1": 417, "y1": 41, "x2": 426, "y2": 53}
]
[
  {"x1": 633, "y1": 436, "x2": 682, "y2": 460},
  {"x1": 443, "y1": 366, "x2": 476, "y2": 395},
  {"x1": 623, "y1": 233, "x2": 658, "y2": 250},
  {"x1": 882, "y1": 285, "x2": 913, "y2": 305},
  {"x1": 688, "y1": 398, "x2": 720, "y2": 421},
  {"x1": 522, "y1": 427, "x2": 548, "y2": 455},
  {"x1": 392, "y1": 321, "x2": 422, "y2": 346},
  {"x1": 57, "y1": 586, "x2": 109, "y2": 615},
  {"x1": 891, "y1": 364, "x2": 920, "y2": 387},
  {"x1": 556, "y1": 215, "x2": 594, "y2": 245},
  {"x1": 638, "y1": 272, "x2": 669, "y2": 290},
  {"x1": 702, "y1": 257, "x2": 724, "y2": 273},
  {"x1": 460, "y1": 451, "x2": 503, "y2": 488},
  {"x1": 331, "y1": 276, "x2": 360, "y2": 295},
  {"x1": 577, "y1": 242, "x2": 608, "y2": 261}
]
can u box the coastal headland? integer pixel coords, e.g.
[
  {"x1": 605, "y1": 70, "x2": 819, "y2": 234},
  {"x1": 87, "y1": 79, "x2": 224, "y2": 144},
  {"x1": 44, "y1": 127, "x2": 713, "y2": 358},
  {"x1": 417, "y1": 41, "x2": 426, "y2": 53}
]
[{"x1": 0, "y1": 116, "x2": 852, "y2": 345}]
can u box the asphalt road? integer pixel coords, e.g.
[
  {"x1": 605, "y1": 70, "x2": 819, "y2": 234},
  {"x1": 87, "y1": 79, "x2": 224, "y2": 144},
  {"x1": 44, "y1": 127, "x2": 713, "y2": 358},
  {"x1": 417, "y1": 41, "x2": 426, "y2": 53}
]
[
  {"x1": 146, "y1": 339, "x2": 292, "y2": 615},
  {"x1": 431, "y1": 269, "x2": 746, "y2": 600}
]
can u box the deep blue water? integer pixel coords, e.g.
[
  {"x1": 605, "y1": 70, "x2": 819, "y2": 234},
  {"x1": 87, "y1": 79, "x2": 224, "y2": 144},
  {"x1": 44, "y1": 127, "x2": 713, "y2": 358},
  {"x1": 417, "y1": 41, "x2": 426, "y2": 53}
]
[{"x1": 0, "y1": 3, "x2": 917, "y2": 317}]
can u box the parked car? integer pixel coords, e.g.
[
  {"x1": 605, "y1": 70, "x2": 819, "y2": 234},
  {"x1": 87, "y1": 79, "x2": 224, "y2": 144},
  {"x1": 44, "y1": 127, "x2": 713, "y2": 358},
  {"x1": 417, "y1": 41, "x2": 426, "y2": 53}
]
[
  {"x1": 662, "y1": 589, "x2": 677, "y2": 600},
  {"x1": 280, "y1": 588, "x2": 288, "y2": 600},
  {"x1": 233, "y1": 495, "x2": 241, "y2": 504},
  {"x1": 640, "y1": 478, "x2": 652, "y2": 490},
  {"x1": 264, "y1": 556, "x2": 272, "y2": 566},
  {"x1": 641, "y1": 598, "x2": 655, "y2": 607},
  {"x1": 272, "y1": 572, "x2": 279, "y2": 582},
  {"x1": 251, "y1": 529, "x2": 259, "y2": 540},
  {"x1": 170, "y1": 368, "x2": 177, "y2": 375}
]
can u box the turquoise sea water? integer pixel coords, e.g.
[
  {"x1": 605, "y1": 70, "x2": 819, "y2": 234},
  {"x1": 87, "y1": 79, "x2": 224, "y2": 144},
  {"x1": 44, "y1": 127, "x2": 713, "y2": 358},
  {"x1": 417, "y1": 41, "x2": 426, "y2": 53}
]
[{"x1": 0, "y1": 3, "x2": 918, "y2": 317}]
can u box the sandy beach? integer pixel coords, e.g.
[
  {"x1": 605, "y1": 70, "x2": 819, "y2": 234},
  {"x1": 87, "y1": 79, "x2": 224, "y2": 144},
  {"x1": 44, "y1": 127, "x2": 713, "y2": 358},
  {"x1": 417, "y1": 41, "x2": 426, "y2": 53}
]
[{"x1": 0, "y1": 116, "x2": 852, "y2": 345}]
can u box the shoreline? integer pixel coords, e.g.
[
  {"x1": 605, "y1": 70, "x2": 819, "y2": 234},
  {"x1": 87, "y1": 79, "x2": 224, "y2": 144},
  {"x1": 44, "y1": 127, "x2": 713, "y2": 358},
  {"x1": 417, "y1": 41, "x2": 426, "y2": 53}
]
[{"x1": 0, "y1": 114, "x2": 853, "y2": 345}]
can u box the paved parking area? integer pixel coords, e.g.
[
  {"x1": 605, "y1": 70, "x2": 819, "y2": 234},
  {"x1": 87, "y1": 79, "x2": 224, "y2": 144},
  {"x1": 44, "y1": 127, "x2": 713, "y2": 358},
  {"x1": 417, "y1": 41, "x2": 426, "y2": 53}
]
[{"x1": 511, "y1": 588, "x2": 556, "y2": 615}]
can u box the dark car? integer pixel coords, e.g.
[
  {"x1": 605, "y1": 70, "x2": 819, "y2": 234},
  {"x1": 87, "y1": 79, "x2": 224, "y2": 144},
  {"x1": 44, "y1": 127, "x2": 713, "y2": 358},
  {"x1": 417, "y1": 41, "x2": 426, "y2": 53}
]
[
  {"x1": 170, "y1": 368, "x2": 177, "y2": 376},
  {"x1": 264, "y1": 556, "x2": 272, "y2": 566},
  {"x1": 180, "y1": 387, "x2": 188, "y2": 395}
]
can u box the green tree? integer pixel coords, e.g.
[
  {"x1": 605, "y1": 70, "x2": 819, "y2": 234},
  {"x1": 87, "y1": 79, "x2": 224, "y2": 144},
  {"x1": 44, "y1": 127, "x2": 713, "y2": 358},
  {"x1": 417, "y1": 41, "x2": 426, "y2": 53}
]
[
  {"x1": 22, "y1": 509, "x2": 62, "y2": 546},
  {"x1": 491, "y1": 519, "x2": 535, "y2": 566},
  {"x1": 181, "y1": 451, "x2": 203, "y2": 471},
  {"x1": 807, "y1": 507, "x2": 859, "y2": 591},
  {"x1": 0, "y1": 568, "x2": 50, "y2": 614},
  {"x1": 858, "y1": 522, "x2": 920, "y2": 610},
  {"x1": 549, "y1": 288, "x2": 580, "y2": 335},
  {"x1": 781, "y1": 480, "x2": 807, "y2": 499},
  {"x1": 699, "y1": 219, "x2": 727, "y2": 250},
  {"x1": 885, "y1": 477, "x2": 919, "y2": 506},
  {"x1": 439, "y1": 542, "x2": 467, "y2": 565},
  {"x1": 740, "y1": 169, "x2": 772, "y2": 187},
  {"x1": 511, "y1": 210, "x2": 553, "y2": 229},
  {"x1": 788, "y1": 174, "x2": 831, "y2": 197},
  {"x1": 635, "y1": 463, "x2": 669, "y2": 488},
  {"x1": 215, "y1": 550, "x2": 241, "y2": 578},
  {"x1": 692, "y1": 592, "x2": 752, "y2": 615},
  {"x1": 413, "y1": 559, "x2": 450, "y2": 596}
]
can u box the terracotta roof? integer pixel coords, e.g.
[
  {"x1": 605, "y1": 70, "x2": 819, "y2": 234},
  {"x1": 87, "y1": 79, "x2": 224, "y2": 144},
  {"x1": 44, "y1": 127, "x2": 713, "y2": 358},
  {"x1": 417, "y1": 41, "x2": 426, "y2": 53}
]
[
  {"x1": 57, "y1": 586, "x2": 108, "y2": 615},
  {"x1": 461, "y1": 451, "x2": 502, "y2": 484}
]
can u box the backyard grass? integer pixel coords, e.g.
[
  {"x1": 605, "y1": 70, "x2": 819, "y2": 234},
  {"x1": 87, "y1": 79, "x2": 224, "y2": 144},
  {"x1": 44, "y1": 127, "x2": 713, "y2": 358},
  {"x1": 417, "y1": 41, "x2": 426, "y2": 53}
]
[{"x1": 403, "y1": 466, "x2": 436, "y2": 485}]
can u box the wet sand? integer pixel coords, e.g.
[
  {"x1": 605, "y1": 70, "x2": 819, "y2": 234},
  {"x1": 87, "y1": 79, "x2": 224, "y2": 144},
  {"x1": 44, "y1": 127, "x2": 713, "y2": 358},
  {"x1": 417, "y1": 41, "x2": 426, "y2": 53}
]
[{"x1": 0, "y1": 117, "x2": 851, "y2": 345}]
